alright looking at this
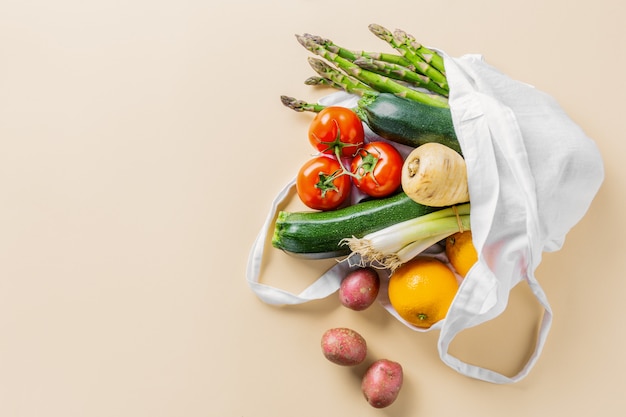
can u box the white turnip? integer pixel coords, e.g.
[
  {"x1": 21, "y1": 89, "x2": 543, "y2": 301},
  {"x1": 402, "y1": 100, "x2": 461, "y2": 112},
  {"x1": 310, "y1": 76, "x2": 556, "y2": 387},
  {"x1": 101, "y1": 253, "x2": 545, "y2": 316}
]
[{"x1": 401, "y1": 142, "x2": 469, "y2": 207}]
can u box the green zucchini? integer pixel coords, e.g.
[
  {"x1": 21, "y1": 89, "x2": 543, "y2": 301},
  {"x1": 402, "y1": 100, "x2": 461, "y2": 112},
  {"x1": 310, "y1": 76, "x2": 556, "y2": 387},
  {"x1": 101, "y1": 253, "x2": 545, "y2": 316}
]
[
  {"x1": 272, "y1": 192, "x2": 438, "y2": 259},
  {"x1": 356, "y1": 93, "x2": 462, "y2": 155}
]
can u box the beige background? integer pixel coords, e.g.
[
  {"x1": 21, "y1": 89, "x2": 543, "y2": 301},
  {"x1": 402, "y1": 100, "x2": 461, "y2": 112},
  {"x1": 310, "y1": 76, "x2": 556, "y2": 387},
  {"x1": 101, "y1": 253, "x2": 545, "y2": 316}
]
[{"x1": 1, "y1": 0, "x2": 624, "y2": 416}]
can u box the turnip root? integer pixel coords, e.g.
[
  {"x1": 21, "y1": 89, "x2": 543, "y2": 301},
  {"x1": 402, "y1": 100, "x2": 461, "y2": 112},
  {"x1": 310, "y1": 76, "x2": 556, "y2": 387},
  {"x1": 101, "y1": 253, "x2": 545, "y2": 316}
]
[
  {"x1": 320, "y1": 328, "x2": 367, "y2": 366},
  {"x1": 338, "y1": 268, "x2": 380, "y2": 311},
  {"x1": 361, "y1": 359, "x2": 403, "y2": 408},
  {"x1": 401, "y1": 143, "x2": 469, "y2": 207}
]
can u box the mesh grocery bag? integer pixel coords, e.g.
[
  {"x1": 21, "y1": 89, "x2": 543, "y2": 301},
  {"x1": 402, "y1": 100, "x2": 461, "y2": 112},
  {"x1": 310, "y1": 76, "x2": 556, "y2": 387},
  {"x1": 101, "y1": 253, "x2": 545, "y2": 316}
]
[{"x1": 246, "y1": 51, "x2": 604, "y2": 383}]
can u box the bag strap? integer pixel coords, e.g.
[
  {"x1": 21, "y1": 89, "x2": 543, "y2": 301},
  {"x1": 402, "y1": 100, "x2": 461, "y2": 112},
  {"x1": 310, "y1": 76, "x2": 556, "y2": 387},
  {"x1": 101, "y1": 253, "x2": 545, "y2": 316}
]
[
  {"x1": 437, "y1": 265, "x2": 553, "y2": 384},
  {"x1": 246, "y1": 179, "x2": 347, "y2": 305}
]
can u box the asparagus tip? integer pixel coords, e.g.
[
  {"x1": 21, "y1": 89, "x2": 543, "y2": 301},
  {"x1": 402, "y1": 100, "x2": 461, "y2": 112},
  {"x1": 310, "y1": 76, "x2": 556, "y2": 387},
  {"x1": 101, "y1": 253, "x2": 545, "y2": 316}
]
[
  {"x1": 307, "y1": 56, "x2": 332, "y2": 72},
  {"x1": 302, "y1": 33, "x2": 328, "y2": 45},
  {"x1": 393, "y1": 28, "x2": 408, "y2": 43},
  {"x1": 294, "y1": 33, "x2": 308, "y2": 47},
  {"x1": 280, "y1": 95, "x2": 301, "y2": 111},
  {"x1": 368, "y1": 23, "x2": 392, "y2": 41},
  {"x1": 304, "y1": 76, "x2": 327, "y2": 86},
  {"x1": 295, "y1": 33, "x2": 318, "y2": 52}
]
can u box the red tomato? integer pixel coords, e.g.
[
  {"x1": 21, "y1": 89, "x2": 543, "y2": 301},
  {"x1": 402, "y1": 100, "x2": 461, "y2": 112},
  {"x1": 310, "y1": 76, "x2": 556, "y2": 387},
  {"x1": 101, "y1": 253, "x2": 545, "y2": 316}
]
[
  {"x1": 297, "y1": 155, "x2": 351, "y2": 210},
  {"x1": 308, "y1": 107, "x2": 365, "y2": 158},
  {"x1": 351, "y1": 141, "x2": 403, "y2": 198}
]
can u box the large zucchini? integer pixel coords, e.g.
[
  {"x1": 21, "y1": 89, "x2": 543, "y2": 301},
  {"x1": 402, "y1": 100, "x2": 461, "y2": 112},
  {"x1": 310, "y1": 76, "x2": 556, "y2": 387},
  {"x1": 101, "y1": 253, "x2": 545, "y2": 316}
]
[
  {"x1": 356, "y1": 93, "x2": 462, "y2": 155},
  {"x1": 272, "y1": 192, "x2": 437, "y2": 259}
]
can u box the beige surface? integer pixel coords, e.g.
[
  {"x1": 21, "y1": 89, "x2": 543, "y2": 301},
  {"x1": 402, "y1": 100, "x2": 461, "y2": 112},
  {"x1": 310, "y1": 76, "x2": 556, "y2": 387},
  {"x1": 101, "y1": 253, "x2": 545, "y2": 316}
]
[{"x1": 1, "y1": 0, "x2": 624, "y2": 415}]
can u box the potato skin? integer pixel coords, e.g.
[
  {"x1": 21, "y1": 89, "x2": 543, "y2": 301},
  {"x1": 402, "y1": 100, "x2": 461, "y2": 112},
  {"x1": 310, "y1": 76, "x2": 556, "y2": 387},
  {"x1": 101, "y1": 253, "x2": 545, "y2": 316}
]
[
  {"x1": 338, "y1": 268, "x2": 380, "y2": 311},
  {"x1": 320, "y1": 328, "x2": 367, "y2": 366},
  {"x1": 361, "y1": 359, "x2": 403, "y2": 408}
]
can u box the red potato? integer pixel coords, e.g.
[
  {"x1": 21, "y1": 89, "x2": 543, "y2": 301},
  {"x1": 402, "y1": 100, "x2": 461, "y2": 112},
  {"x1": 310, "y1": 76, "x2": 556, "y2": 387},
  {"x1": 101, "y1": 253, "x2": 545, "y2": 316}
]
[
  {"x1": 361, "y1": 359, "x2": 403, "y2": 408},
  {"x1": 339, "y1": 268, "x2": 380, "y2": 311},
  {"x1": 320, "y1": 328, "x2": 367, "y2": 366}
]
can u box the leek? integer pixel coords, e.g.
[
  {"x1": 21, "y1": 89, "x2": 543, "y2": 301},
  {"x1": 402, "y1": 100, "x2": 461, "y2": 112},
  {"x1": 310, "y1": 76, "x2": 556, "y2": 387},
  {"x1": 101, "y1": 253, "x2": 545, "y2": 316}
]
[{"x1": 341, "y1": 203, "x2": 471, "y2": 271}]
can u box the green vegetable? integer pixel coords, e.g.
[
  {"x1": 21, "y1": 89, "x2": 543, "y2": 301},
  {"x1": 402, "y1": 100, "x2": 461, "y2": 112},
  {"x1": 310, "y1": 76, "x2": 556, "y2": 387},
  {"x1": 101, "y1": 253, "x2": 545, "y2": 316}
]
[
  {"x1": 352, "y1": 56, "x2": 449, "y2": 97},
  {"x1": 272, "y1": 192, "x2": 438, "y2": 258},
  {"x1": 296, "y1": 34, "x2": 449, "y2": 108},
  {"x1": 368, "y1": 24, "x2": 447, "y2": 89},
  {"x1": 307, "y1": 57, "x2": 375, "y2": 97},
  {"x1": 301, "y1": 33, "x2": 414, "y2": 69},
  {"x1": 300, "y1": 30, "x2": 448, "y2": 97},
  {"x1": 279, "y1": 95, "x2": 325, "y2": 112},
  {"x1": 356, "y1": 93, "x2": 462, "y2": 155}
]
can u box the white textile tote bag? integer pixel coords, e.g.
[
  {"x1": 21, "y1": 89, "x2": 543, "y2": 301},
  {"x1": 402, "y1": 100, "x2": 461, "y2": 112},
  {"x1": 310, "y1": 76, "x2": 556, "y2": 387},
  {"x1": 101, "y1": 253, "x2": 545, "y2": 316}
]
[{"x1": 246, "y1": 51, "x2": 604, "y2": 384}]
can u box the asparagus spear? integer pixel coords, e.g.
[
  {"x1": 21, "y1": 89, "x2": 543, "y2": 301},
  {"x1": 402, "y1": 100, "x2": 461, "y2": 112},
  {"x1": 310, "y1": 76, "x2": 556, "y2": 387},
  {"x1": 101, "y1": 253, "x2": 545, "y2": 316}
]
[
  {"x1": 368, "y1": 24, "x2": 448, "y2": 91},
  {"x1": 295, "y1": 34, "x2": 449, "y2": 108},
  {"x1": 393, "y1": 28, "x2": 446, "y2": 75},
  {"x1": 357, "y1": 51, "x2": 415, "y2": 69},
  {"x1": 307, "y1": 59, "x2": 377, "y2": 98},
  {"x1": 304, "y1": 76, "x2": 353, "y2": 94},
  {"x1": 302, "y1": 33, "x2": 414, "y2": 70},
  {"x1": 280, "y1": 95, "x2": 325, "y2": 113},
  {"x1": 353, "y1": 57, "x2": 448, "y2": 97},
  {"x1": 307, "y1": 57, "x2": 374, "y2": 96},
  {"x1": 304, "y1": 75, "x2": 338, "y2": 88}
]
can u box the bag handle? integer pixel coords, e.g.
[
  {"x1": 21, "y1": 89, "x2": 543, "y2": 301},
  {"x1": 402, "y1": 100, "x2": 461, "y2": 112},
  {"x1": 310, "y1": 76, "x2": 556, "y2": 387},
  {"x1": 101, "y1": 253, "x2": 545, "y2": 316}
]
[
  {"x1": 435, "y1": 53, "x2": 554, "y2": 383},
  {"x1": 437, "y1": 264, "x2": 553, "y2": 384},
  {"x1": 246, "y1": 179, "x2": 347, "y2": 305}
]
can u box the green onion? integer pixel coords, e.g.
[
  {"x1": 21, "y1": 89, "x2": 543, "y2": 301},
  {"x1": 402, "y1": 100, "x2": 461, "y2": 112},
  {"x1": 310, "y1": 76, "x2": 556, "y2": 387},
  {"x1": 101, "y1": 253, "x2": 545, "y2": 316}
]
[{"x1": 341, "y1": 203, "x2": 471, "y2": 271}]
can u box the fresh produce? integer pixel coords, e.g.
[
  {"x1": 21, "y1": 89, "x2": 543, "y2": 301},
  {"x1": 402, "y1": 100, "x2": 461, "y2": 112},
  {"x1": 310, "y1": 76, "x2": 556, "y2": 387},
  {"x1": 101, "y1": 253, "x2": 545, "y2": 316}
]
[
  {"x1": 279, "y1": 23, "x2": 473, "y2": 266},
  {"x1": 387, "y1": 257, "x2": 459, "y2": 328},
  {"x1": 355, "y1": 93, "x2": 461, "y2": 155},
  {"x1": 272, "y1": 192, "x2": 439, "y2": 258},
  {"x1": 361, "y1": 359, "x2": 404, "y2": 408},
  {"x1": 267, "y1": 24, "x2": 479, "y2": 405},
  {"x1": 321, "y1": 327, "x2": 368, "y2": 366},
  {"x1": 282, "y1": 92, "x2": 461, "y2": 155},
  {"x1": 283, "y1": 24, "x2": 462, "y2": 156},
  {"x1": 351, "y1": 141, "x2": 403, "y2": 198},
  {"x1": 296, "y1": 155, "x2": 352, "y2": 211},
  {"x1": 342, "y1": 203, "x2": 470, "y2": 270},
  {"x1": 401, "y1": 143, "x2": 469, "y2": 207},
  {"x1": 339, "y1": 267, "x2": 380, "y2": 311},
  {"x1": 296, "y1": 33, "x2": 448, "y2": 108},
  {"x1": 302, "y1": 30, "x2": 448, "y2": 97},
  {"x1": 352, "y1": 56, "x2": 448, "y2": 96},
  {"x1": 367, "y1": 24, "x2": 448, "y2": 92},
  {"x1": 305, "y1": 57, "x2": 375, "y2": 97},
  {"x1": 308, "y1": 106, "x2": 365, "y2": 158},
  {"x1": 445, "y1": 231, "x2": 478, "y2": 277}
]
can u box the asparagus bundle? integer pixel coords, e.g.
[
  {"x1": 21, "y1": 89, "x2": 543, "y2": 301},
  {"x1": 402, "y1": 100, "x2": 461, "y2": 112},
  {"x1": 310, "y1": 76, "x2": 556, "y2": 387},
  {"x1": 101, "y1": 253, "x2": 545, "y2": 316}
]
[{"x1": 289, "y1": 24, "x2": 450, "y2": 110}]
